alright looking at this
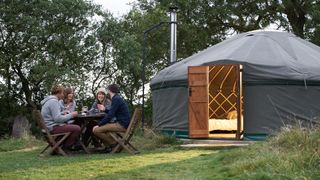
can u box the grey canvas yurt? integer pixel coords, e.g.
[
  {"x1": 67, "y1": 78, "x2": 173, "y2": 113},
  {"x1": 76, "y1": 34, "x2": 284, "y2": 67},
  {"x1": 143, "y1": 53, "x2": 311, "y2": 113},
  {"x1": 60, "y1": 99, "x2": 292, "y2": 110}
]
[{"x1": 150, "y1": 31, "x2": 320, "y2": 140}]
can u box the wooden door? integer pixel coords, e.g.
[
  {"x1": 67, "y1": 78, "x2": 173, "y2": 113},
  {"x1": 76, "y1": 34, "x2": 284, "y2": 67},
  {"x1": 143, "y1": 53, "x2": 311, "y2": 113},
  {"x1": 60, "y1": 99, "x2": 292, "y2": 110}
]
[{"x1": 188, "y1": 66, "x2": 209, "y2": 138}]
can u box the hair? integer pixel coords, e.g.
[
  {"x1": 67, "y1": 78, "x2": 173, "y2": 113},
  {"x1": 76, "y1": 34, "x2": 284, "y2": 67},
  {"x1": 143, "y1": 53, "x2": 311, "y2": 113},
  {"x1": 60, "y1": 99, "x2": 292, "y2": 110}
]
[
  {"x1": 107, "y1": 84, "x2": 120, "y2": 94},
  {"x1": 63, "y1": 87, "x2": 74, "y2": 104},
  {"x1": 96, "y1": 91, "x2": 107, "y2": 105},
  {"x1": 50, "y1": 84, "x2": 64, "y2": 95}
]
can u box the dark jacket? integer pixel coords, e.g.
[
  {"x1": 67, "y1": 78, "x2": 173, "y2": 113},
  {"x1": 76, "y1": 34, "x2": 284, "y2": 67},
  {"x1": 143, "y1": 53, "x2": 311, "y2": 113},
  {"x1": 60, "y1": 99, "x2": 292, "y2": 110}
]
[{"x1": 98, "y1": 95, "x2": 130, "y2": 128}]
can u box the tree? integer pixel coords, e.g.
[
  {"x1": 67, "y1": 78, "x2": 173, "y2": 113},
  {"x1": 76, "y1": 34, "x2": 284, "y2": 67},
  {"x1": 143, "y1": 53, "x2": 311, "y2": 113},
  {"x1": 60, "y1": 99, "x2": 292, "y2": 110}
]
[
  {"x1": 113, "y1": 33, "x2": 142, "y2": 108},
  {"x1": 79, "y1": 11, "x2": 120, "y2": 100},
  {"x1": 279, "y1": 0, "x2": 320, "y2": 43},
  {"x1": 0, "y1": 0, "x2": 99, "y2": 109}
]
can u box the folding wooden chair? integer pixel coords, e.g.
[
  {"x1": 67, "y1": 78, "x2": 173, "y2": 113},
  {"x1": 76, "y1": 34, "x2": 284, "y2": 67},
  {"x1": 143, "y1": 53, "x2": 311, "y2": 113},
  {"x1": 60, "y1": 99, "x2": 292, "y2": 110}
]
[
  {"x1": 32, "y1": 110, "x2": 70, "y2": 156},
  {"x1": 109, "y1": 108, "x2": 142, "y2": 155}
]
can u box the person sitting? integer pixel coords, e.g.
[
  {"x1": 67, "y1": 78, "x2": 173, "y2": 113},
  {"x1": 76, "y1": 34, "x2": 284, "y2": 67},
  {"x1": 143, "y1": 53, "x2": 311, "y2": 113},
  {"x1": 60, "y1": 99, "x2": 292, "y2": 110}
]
[
  {"x1": 41, "y1": 84, "x2": 80, "y2": 153},
  {"x1": 89, "y1": 87, "x2": 111, "y2": 113},
  {"x1": 82, "y1": 88, "x2": 111, "y2": 147},
  {"x1": 93, "y1": 84, "x2": 130, "y2": 153},
  {"x1": 59, "y1": 87, "x2": 76, "y2": 115}
]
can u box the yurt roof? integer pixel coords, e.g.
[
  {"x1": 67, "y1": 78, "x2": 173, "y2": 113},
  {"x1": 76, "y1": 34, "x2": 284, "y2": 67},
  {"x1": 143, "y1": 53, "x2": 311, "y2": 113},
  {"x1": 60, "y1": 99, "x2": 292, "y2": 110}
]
[{"x1": 151, "y1": 31, "x2": 320, "y2": 88}]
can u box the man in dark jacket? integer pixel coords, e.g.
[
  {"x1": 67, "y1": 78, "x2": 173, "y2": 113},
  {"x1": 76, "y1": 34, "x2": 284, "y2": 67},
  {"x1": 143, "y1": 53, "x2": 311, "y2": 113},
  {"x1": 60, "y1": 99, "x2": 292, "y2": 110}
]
[{"x1": 93, "y1": 84, "x2": 130, "y2": 152}]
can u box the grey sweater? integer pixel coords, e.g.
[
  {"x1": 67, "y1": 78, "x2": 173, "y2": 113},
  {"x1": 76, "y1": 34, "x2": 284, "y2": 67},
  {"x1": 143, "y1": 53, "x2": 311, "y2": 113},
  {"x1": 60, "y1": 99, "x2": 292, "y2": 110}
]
[{"x1": 41, "y1": 95, "x2": 73, "y2": 131}]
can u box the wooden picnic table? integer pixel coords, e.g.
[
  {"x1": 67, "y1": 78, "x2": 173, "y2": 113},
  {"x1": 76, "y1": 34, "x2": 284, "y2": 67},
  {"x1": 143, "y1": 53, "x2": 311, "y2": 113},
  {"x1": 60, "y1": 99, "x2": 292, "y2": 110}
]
[{"x1": 74, "y1": 112, "x2": 106, "y2": 152}]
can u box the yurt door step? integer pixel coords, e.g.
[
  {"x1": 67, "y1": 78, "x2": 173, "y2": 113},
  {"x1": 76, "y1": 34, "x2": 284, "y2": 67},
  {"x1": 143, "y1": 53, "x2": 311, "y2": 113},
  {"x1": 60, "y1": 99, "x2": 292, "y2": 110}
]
[{"x1": 188, "y1": 65, "x2": 243, "y2": 140}]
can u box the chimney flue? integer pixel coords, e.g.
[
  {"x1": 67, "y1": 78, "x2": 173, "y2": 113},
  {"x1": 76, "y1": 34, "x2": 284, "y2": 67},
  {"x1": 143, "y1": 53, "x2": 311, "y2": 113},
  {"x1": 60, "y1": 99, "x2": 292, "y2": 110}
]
[{"x1": 169, "y1": 6, "x2": 178, "y2": 64}]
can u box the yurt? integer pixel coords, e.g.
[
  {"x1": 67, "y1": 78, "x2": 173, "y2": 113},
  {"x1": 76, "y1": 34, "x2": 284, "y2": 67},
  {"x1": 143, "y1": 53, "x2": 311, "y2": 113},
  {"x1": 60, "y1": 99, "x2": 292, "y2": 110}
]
[{"x1": 150, "y1": 31, "x2": 320, "y2": 140}]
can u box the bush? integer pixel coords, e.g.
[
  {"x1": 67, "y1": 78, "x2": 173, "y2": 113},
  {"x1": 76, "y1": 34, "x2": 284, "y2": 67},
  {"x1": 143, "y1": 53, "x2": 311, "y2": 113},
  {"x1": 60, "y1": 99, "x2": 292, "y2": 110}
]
[{"x1": 0, "y1": 117, "x2": 13, "y2": 138}]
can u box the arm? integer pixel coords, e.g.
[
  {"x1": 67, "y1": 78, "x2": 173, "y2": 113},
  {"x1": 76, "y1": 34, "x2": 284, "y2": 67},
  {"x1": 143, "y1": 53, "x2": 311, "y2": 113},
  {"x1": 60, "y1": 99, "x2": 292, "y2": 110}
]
[
  {"x1": 105, "y1": 99, "x2": 112, "y2": 113},
  {"x1": 89, "y1": 102, "x2": 97, "y2": 111},
  {"x1": 50, "y1": 100, "x2": 73, "y2": 123},
  {"x1": 58, "y1": 100, "x2": 64, "y2": 112},
  {"x1": 98, "y1": 97, "x2": 121, "y2": 126}
]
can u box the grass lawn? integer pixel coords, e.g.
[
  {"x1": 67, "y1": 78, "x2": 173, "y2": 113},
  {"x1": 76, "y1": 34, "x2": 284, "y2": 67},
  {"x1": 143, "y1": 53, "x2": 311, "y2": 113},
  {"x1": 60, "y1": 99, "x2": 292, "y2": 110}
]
[
  {"x1": 0, "y1": 127, "x2": 319, "y2": 179},
  {"x1": 0, "y1": 146, "x2": 227, "y2": 179}
]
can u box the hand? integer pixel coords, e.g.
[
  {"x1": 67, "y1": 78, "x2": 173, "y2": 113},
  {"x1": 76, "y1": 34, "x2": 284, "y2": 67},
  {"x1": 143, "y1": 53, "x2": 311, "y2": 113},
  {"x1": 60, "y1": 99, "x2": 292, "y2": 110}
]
[
  {"x1": 71, "y1": 111, "x2": 78, "y2": 117},
  {"x1": 97, "y1": 104, "x2": 105, "y2": 111},
  {"x1": 93, "y1": 125, "x2": 99, "y2": 132}
]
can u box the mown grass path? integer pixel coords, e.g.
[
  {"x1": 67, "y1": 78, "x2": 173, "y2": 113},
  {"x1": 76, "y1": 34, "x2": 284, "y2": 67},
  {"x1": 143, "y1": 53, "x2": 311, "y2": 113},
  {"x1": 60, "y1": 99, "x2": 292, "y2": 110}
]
[{"x1": 0, "y1": 146, "x2": 229, "y2": 179}]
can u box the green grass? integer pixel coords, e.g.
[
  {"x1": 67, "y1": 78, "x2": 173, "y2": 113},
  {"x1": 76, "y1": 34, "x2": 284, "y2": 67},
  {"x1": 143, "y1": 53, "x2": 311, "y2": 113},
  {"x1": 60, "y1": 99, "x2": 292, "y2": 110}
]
[
  {"x1": 0, "y1": 126, "x2": 319, "y2": 179},
  {"x1": 0, "y1": 136, "x2": 45, "y2": 152},
  {"x1": 221, "y1": 126, "x2": 320, "y2": 179}
]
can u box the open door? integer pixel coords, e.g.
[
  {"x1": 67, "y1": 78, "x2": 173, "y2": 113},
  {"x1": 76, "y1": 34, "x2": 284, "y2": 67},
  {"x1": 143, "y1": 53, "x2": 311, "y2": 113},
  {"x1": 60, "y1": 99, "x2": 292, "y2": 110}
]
[
  {"x1": 188, "y1": 66, "x2": 209, "y2": 138},
  {"x1": 188, "y1": 65, "x2": 243, "y2": 139},
  {"x1": 208, "y1": 64, "x2": 243, "y2": 139}
]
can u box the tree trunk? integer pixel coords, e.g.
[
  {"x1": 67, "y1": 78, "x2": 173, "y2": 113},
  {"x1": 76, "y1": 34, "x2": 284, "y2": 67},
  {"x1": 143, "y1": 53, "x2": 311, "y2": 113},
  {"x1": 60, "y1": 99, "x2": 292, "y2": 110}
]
[
  {"x1": 6, "y1": 64, "x2": 11, "y2": 109},
  {"x1": 283, "y1": 0, "x2": 306, "y2": 38},
  {"x1": 14, "y1": 65, "x2": 37, "y2": 109}
]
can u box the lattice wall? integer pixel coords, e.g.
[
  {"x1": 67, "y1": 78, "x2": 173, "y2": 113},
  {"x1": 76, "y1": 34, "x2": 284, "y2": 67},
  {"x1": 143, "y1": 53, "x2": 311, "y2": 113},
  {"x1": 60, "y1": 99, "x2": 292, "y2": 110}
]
[{"x1": 208, "y1": 65, "x2": 239, "y2": 119}]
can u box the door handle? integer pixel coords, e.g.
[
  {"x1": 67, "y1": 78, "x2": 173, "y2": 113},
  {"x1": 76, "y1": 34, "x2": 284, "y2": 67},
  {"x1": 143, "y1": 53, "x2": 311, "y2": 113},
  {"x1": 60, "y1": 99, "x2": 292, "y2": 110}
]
[{"x1": 189, "y1": 87, "x2": 192, "y2": 96}]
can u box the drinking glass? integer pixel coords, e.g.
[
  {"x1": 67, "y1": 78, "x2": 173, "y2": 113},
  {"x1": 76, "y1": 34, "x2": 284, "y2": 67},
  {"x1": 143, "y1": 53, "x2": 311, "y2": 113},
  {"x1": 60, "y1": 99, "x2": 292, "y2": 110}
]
[{"x1": 81, "y1": 106, "x2": 88, "y2": 115}]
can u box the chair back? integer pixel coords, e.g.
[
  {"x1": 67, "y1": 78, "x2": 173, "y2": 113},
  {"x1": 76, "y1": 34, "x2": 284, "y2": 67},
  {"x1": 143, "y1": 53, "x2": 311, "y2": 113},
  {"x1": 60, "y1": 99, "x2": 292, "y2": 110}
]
[
  {"x1": 32, "y1": 110, "x2": 55, "y2": 143},
  {"x1": 123, "y1": 108, "x2": 142, "y2": 142}
]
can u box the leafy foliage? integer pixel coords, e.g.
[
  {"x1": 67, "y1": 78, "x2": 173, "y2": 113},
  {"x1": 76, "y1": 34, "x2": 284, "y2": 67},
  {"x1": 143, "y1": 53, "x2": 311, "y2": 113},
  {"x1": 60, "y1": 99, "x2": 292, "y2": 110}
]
[{"x1": 0, "y1": 0, "x2": 100, "y2": 108}]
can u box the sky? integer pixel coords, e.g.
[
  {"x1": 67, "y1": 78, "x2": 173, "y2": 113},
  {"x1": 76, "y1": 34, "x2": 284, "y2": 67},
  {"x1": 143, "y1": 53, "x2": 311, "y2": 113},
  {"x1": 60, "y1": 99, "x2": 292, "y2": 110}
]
[{"x1": 92, "y1": 0, "x2": 136, "y2": 17}]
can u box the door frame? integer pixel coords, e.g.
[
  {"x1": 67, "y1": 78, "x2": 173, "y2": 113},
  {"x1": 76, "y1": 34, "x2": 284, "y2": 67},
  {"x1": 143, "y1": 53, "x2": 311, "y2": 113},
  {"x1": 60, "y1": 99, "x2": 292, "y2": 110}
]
[{"x1": 188, "y1": 64, "x2": 243, "y2": 140}]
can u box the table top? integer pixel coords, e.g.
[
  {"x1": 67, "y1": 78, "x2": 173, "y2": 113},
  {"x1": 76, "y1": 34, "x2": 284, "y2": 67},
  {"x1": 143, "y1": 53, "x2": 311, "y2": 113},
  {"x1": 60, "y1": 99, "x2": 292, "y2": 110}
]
[{"x1": 75, "y1": 112, "x2": 106, "y2": 120}]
